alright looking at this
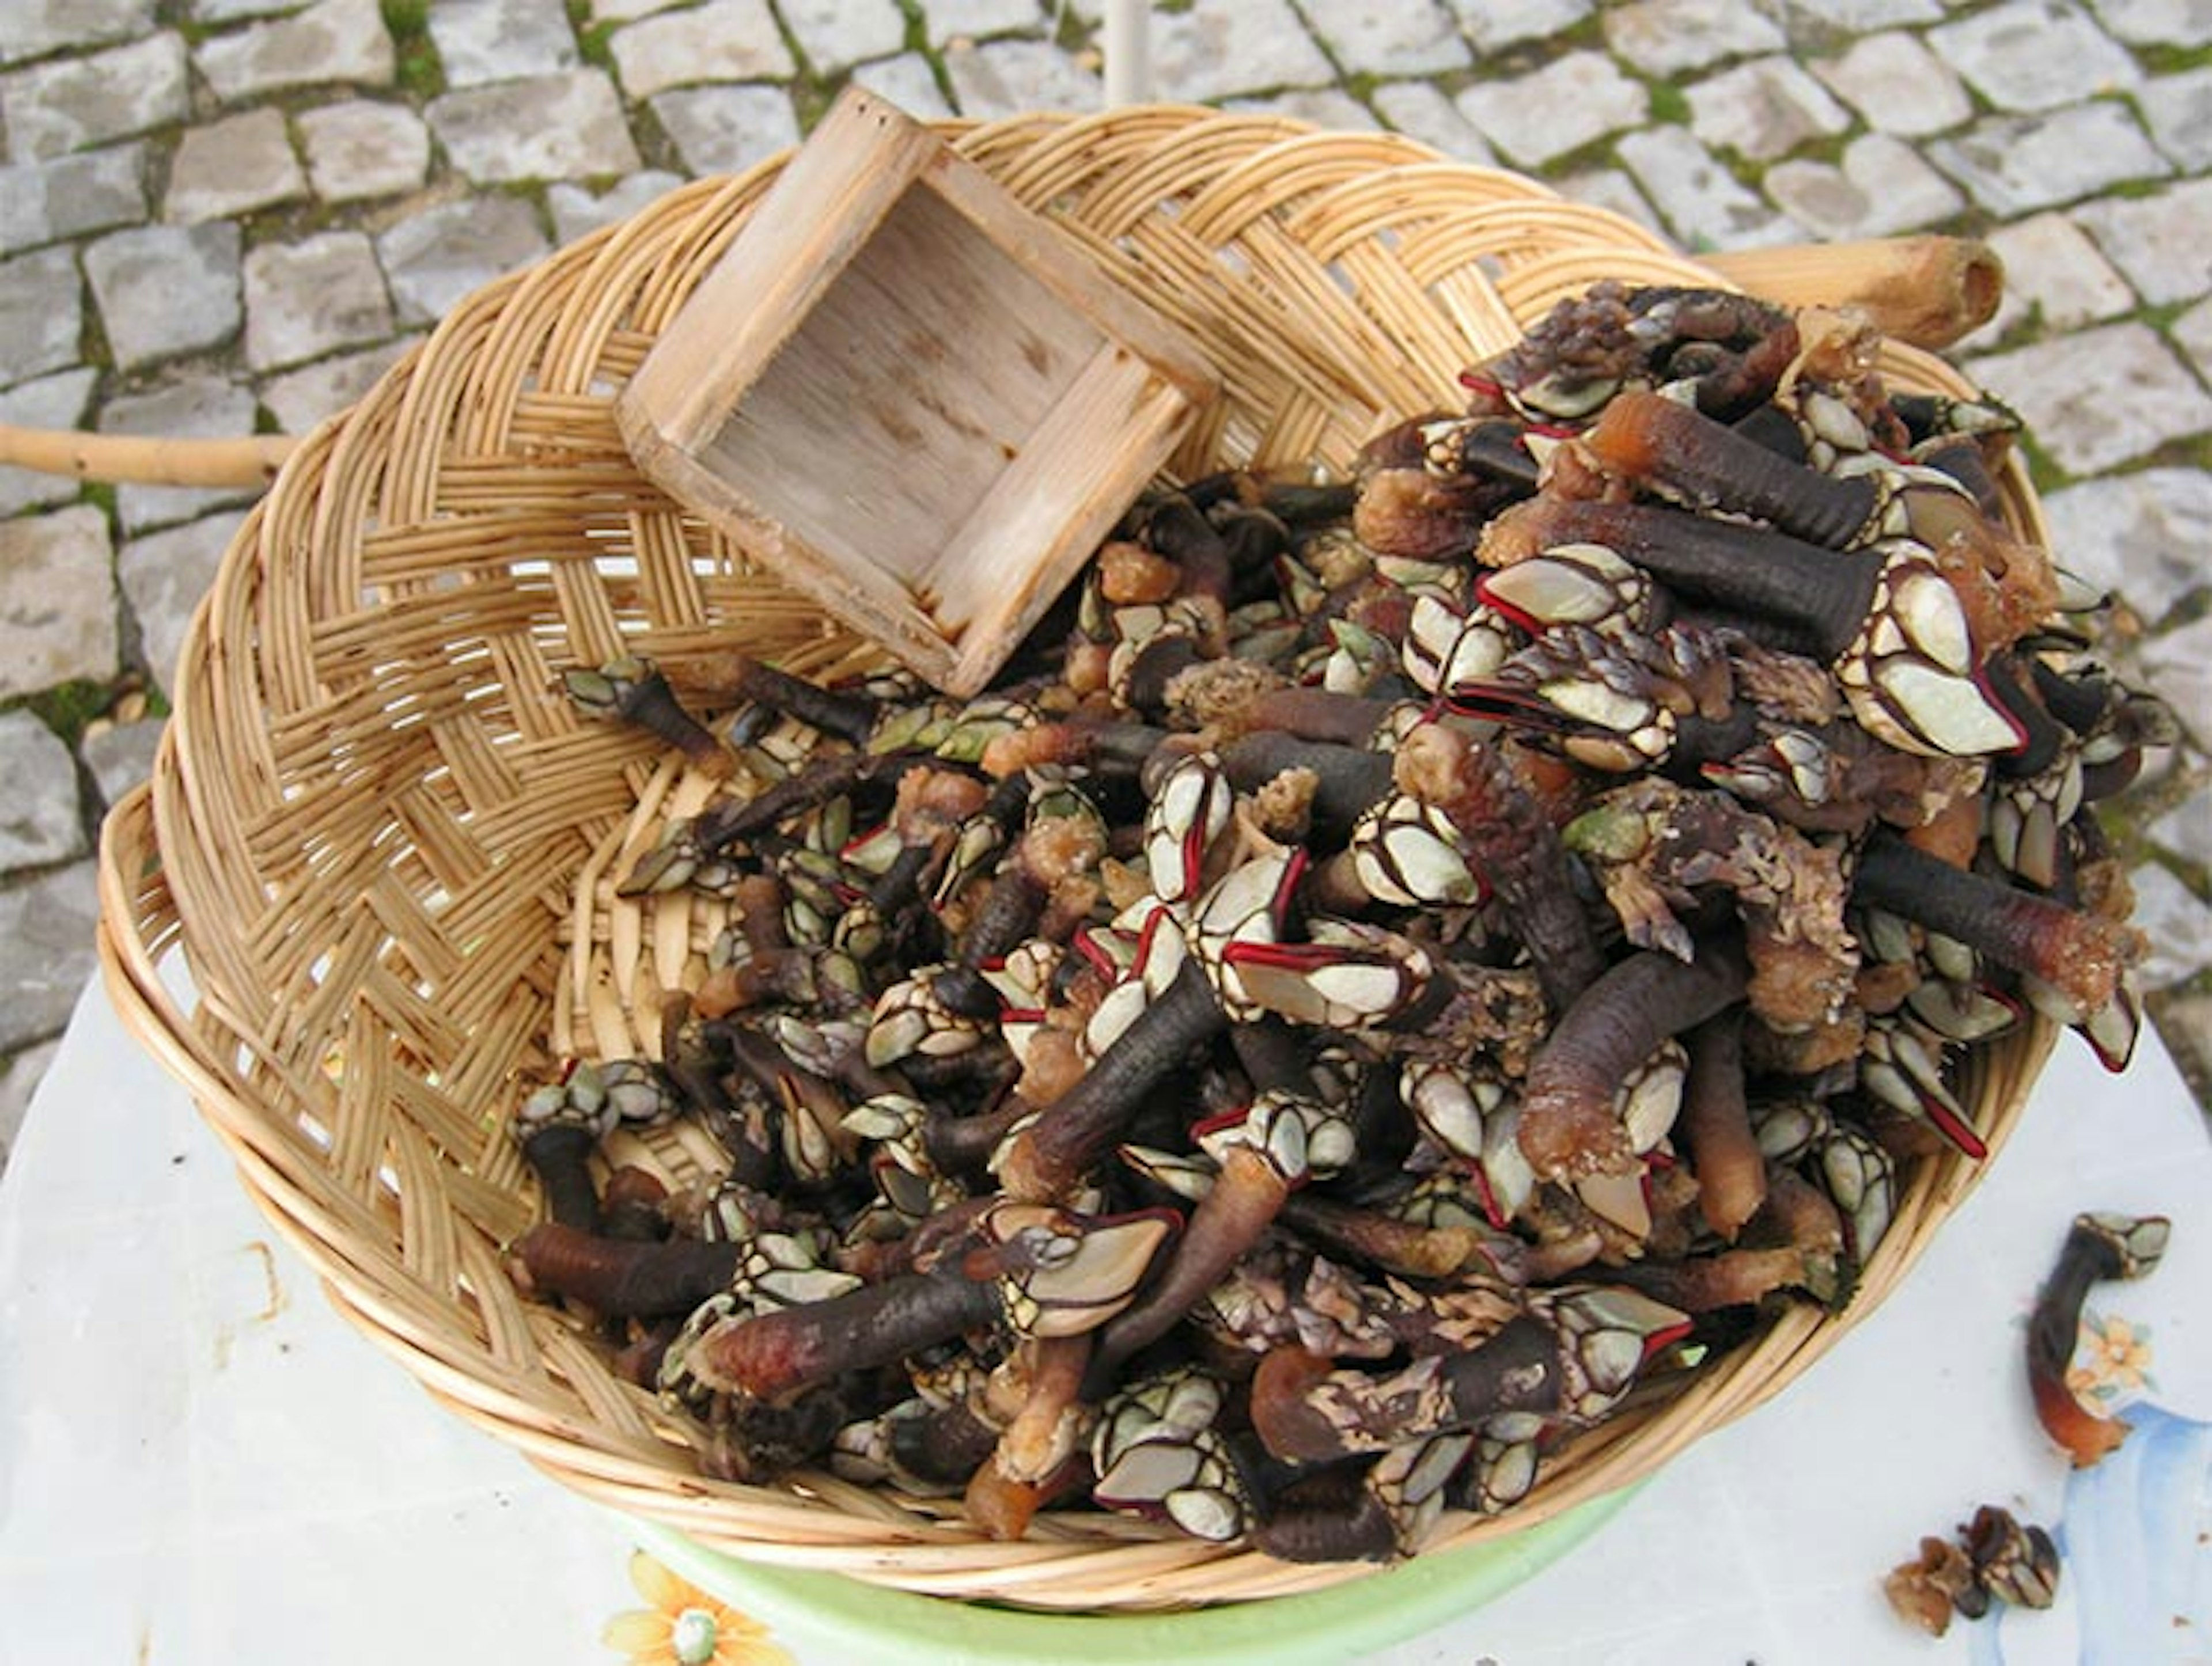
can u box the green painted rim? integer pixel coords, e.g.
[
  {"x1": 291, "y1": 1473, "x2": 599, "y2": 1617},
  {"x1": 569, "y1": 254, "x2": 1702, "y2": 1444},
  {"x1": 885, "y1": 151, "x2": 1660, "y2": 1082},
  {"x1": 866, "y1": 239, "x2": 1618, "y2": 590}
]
[{"x1": 628, "y1": 1486, "x2": 1636, "y2": 1666}]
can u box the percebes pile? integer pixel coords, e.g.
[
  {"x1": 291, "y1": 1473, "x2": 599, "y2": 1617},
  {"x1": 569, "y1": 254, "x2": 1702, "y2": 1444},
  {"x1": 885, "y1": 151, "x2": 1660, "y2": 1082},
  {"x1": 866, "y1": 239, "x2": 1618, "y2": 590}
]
[{"x1": 507, "y1": 282, "x2": 2171, "y2": 1563}]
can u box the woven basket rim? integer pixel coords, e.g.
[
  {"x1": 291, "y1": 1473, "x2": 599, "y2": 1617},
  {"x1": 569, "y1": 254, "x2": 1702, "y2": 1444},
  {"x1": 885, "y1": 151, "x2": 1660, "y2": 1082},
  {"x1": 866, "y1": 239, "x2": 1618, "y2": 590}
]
[{"x1": 98, "y1": 103, "x2": 2059, "y2": 1614}]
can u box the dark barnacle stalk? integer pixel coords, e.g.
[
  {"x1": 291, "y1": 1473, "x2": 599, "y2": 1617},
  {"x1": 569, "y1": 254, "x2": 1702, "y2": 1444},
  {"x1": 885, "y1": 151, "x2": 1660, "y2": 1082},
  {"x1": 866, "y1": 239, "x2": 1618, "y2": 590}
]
[
  {"x1": 1677, "y1": 1010, "x2": 1765, "y2": 1241},
  {"x1": 671, "y1": 648, "x2": 881, "y2": 747},
  {"x1": 516, "y1": 1222, "x2": 743, "y2": 1317},
  {"x1": 562, "y1": 653, "x2": 734, "y2": 779},
  {"x1": 1851, "y1": 832, "x2": 2139, "y2": 1019},
  {"x1": 2026, "y1": 1210, "x2": 2169, "y2": 1467}
]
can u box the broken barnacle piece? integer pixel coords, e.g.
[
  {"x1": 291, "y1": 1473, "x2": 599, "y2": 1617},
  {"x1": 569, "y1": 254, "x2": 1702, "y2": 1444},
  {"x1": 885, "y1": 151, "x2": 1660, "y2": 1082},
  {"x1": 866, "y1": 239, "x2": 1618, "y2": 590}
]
[
  {"x1": 1255, "y1": 1430, "x2": 1476, "y2": 1564},
  {"x1": 1884, "y1": 1504, "x2": 2061, "y2": 1637},
  {"x1": 1883, "y1": 1532, "x2": 1984, "y2": 1637},
  {"x1": 2027, "y1": 1210, "x2": 2171, "y2": 1468},
  {"x1": 560, "y1": 652, "x2": 736, "y2": 779},
  {"x1": 1089, "y1": 1367, "x2": 1255, "y2": 1543},
  {"x1": 1351, "y1": 413, "x2": 1535, "y2": 562}
]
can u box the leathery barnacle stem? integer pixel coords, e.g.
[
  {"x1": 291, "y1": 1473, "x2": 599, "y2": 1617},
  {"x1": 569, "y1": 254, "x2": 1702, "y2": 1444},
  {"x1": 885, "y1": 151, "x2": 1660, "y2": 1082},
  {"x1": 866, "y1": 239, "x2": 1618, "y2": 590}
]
[
  {"x1": 515, "y1": 1222, "x2": 741, "y2": 1317},
  {"x1": 2026, "y1": 1210, "x2": 2170, "y2": 1467}
]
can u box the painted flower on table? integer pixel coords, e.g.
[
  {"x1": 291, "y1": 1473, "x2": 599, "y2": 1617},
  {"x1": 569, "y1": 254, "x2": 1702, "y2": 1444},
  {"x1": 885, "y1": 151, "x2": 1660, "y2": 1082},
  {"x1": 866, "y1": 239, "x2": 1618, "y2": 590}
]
[
  {"x1": 2063, "y1": 1308, "x2": 2154, "y2": 1407},
  {"x1": 604, "y1": 1550, "x2": 796, "y2": 1666}
]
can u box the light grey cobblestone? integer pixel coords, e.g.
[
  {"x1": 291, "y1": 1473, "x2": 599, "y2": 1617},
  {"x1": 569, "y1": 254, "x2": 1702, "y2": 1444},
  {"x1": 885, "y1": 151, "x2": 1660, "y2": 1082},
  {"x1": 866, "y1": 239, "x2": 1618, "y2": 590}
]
[
  {"x1": 588, "y1": 0, "x2": 684, "y2": 21},
  {"x1": 1555, "y1": 166, "x2": 1665, "y2": 236},
  {"x1": 922, "y1": 0, "x2": 1050, "y2": 45},
  {"x1": 195, "y1": 0, "x2": 318, "y2": 21},
  {"x1": 2039, "y1": 468, "x2": 2212, "y2": 618},
  {"x1": 244, "y1": 230, "x2": 393, "y2": 371},
  {"x1": 1145, "y1": 0, "x2": 1334, "y2": 105},
  {"x1": 0, "y1": 507, "x2": 116, "y2": 700},
  {"x1": 429, "y1": 71, "x2": 642, "y2": 183},
  {"x1": 1617, "y1": 125, "x2": 1796, "y2": 249},
  {"x1": 298, "y1": 100, "x2": 432, "y2": 203},
  {"x1": 0, "y1": 1039, "x2": 61, "y2": 1168},
  {"x1": 1456, "y1": 53, "x2": 1648, "y2": 170},
  {"x1": 84, "y1": 223, "x2": 244, "y2": 373},
  {"x1": 0, "y1": 371, "x2": 96, "y2": 518},
  {"x1": 2085, "y1": 0, "x2": 2212, "y2": 43},
  {"x1": 427, "y1": 0, "x2": 579, "y2": 88},
  {"x1": 1965, "y1": 212, "x2": 2136, "y2": 348},
  {"x1": 1762, "y1": 132, "x2": 1963, "y2": 240},
  {"x1": 2127, "y1": 862, "x2": 2212, "y2": 989},
  {"x1": 1777, "y1": 0, "x2": 1942, "y2": 23},
  {"x1": 163, "y1": 108, "x2": 307, "y2": 226},
  {"x1": 194, "y1": 0, "x2": 394, "y2": 101},
  {"x1": 0, "y1": 863, "x2": 101, "y2": 1054},
  {"x1": 0, "y1": 145, "x2": 146, "y2": 256},
  {"x1": 779, "y1": 0, "x2": 907, "y2": 73},
  {"x1": 2074, "y1": 181, "x2": 2212, "y2": 307},
  {"x1": 1370, "y1": 82, "x2": 1495, "y2": 165},
  {"x1": 1687, "y1": 56, "x2": 1851, "y2": 162},
  {"x1": 852, "y1": 55, "x2": 956, "y2": 121},
  {"x1": 649, "y1": 85, "x2": 800, "y2": 176},
  {"x1": 609, "y1": 0, "x2": 793, "y2": 98},
  {"x1": 2141, "y1": 621, "x2": 2212, "y2": 749},
  {"x1": 548, "y1": 171, "x2": 685, "y2": 246},
  {"x1": 377, "y1": 196, "x2": 553, "y2": 328},
  {"x1": 80, "y1": 718, "x2": 164, "y2": 815},
  {"x1": 1443, "y1": 0, "x2": 1592, "y2": 53},
  {"x1": 2149, "y1": 787, "x2": 2212, "y2": 871},
  {"x1": 2138, "y1": 69, "x2": 2212, "y2": 173},
  {"x1": 0, "y1": 247, "x2": 83, "y2": 389},
  {"x1": 2172, "y1": 295, "x2": 2212, "y2": 382},
  {"x1": 0, "y1": 32, "x2": 188, "y2": 163},
  {"x1": 118, "y1": 510, "x2": 248, "y2": 697},
  {"x1": 1302, "y1": 2, "x2": 1469, "y2": 78},
  {"x1": 1965, "y1": 324, "x2": 2212, "y2": 476},
  {"x1": 1930, "y1": 103, "x2": 2170, "y2": 217},
  {"x1": 0, "y1": 0, "x2": 156, "y2": 67},
  {"x1": 256, "y1": 337, "x2": 415, "y2": 434},
  {"x1": 0, "y1": 712, "x2": 84, "y2": 871},
  {"x1": 1601, "y1": 0, "x2": 1785, "y2": 77},
  {"x1": 945, "y1": 37, "x2": 1105, "y2": 118},
  {"x1": 1928, "y1": 1, "x2": 2140, "y2": 114},
  {"x1": 1811, "y1": 31, "x2": 1972, "y2": 138},
  {"x1": 1225, "y1": 88, "x2": 1380, "y2": 131},
  {"x1": 98, "y1": 373, "x2": 259, "y2": 535}
]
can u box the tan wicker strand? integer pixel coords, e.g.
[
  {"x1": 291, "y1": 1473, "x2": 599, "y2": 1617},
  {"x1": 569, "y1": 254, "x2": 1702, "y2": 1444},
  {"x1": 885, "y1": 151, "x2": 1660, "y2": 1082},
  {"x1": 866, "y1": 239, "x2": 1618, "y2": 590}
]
[{"x1": 99, "y1": 107, "x2": 2062, "y2": 1612}]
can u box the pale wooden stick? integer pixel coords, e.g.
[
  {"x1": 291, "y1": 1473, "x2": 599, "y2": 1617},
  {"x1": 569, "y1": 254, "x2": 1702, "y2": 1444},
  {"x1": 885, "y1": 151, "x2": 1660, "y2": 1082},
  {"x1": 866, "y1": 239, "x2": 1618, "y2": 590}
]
[
  {"x1": 1706, "y1": 235, "x2": 2004, "y2": 351},
  {"x1": 0, "y1": 423, "x2": 298, "y2": 488}
]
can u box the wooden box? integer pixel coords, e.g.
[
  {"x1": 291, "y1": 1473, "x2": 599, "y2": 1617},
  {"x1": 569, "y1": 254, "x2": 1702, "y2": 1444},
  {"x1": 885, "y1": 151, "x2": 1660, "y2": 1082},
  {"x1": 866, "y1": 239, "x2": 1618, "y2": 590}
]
[{"x1": 616, "y1": 89, "x2": 1219, "y2": 696}]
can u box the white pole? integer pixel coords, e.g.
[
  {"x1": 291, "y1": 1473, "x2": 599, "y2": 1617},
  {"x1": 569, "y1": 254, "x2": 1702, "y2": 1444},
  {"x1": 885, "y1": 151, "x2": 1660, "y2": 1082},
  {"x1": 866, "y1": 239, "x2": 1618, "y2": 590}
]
[{"x1": 1102, "y1": 0, "x2": 1150, "y2": 107}]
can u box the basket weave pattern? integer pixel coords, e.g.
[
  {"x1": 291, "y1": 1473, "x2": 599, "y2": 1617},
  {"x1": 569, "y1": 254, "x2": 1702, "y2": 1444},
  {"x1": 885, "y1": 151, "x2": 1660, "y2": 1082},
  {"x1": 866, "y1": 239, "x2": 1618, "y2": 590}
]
[{"x1": 98, "y1": 109, "x2": 2054, "y2": 1610}]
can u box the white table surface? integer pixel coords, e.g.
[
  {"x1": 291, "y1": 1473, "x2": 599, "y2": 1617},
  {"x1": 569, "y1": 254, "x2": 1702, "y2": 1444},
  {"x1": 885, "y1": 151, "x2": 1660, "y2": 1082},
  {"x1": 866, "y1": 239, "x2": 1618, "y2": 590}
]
[{"x1": 3, "y1": 972, "x2": 2207, "y2": 1664}]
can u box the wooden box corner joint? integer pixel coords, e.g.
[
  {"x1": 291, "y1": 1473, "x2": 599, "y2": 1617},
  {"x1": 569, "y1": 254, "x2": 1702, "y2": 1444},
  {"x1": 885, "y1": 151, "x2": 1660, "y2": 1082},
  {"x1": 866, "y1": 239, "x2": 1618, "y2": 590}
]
[{"x1": 616, "y1": 88, "x2": 1220, "y2": 697}]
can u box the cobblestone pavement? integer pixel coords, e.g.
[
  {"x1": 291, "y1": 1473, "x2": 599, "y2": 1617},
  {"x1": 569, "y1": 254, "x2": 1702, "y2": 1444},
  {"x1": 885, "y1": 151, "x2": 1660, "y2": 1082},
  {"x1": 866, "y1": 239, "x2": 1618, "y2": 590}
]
[{"x1": 2, "y1": 0, "x2": 2209, "y2": 1159}]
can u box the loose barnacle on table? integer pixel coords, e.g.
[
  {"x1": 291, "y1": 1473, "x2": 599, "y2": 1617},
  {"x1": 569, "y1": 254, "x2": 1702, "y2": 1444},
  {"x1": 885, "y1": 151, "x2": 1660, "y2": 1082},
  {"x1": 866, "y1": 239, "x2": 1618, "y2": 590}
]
[{"x1": 505, "y1": 281, "x2": 2173, "y2": 1563}]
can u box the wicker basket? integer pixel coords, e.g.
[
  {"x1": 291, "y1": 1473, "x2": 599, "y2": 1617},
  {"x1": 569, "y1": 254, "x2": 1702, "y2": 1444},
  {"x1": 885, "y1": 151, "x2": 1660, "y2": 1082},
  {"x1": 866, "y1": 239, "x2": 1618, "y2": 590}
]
[{"x1": 96, "y1": 108, "x2": 2056, "y2": 1612}]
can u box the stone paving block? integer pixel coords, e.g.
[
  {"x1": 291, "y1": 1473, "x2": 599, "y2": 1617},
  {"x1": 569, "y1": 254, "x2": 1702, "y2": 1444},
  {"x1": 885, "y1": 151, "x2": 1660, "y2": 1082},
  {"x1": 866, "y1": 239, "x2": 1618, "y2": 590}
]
[
  {"x1": 0, "y1": 1038, "x2": 62, "y2": 1172},
  {"x1": 1928, "y1": 0, "x2": 2139, "y2": 115},
  {"x1": 1962, "y1": 211, "x2": 2135, "y2": 349},
  {"x1": 649, "y1": 85, "x2": 799, "y2": 176},
  {"x1": 0, "y1": 711, "x2": 83, "y2": 871},
  {"x1": 1456, "y1": 52, "x2": 1648, "y2": 170},
  {"x1": 850, "y1": 55, "x2": 956, "y2": 123},
  {"x1": 298, "y1": 100, "x2": 431, "y2": 203},
  {"x1": 2040, "y1": 468, "x2": 2212, "y2": 618},
  {"x1": 1, "y1": 0, "x2": 156, "y2": 67},
  {"x1": 1370, "y1": 82, "x2": 1496, "y2": 166},
  {"x1": 1442, "y1": 0, "x2": 1592, "y2": 52},
  {"x1": 84, "y1": 222, "x2": 243, "y2": 373},
  {"x1": 2086, "y1": 0, "x2": 2212, "y2": 45},
  {"x1": 0, "y1": 32, "x2": 188, "y2": 163},
  {"x1": 427, "y1": 0, "x2": 579, "y2": 88},
  {"x1": 548, "y1": 170, "x2": 684, "y2": 246},
  {"x1": 945, "y1": 36, "x2": 1103, "y2": 118},
  {"x1": 1224, "y1": 89, "x2": 1381, "y2": 131},
  {"x1": 257, "y1": 337, "x2": 416, "y2": 434},
  {"x1": 100, "y1": 373, "x2": 259, "y2": 535},
  {"x1": 0, "y1": 506, "x2": 117, "y2": 700},
  {"x1": 2127, "y1": 860, "x2": 2212, "y2": 989},
  {"x1": 609, "y1": 0, "x2": 793, "y2": 98},
  {"x1": 0, "y1": 144, "x2": 146, "y2": 256},
  {"x1": 923, "y1": 0, "x2": 1047, "y2": 44},
  {"x1": 1555, "y1": 167, "x2": 1665, "y2": 237},
  {"x1": 243, "y1": 230, "x2": 393, "y2": 371},
  {"x1": 163, "y1": 108, "x2": 307, "y2": 226},
  {"x1": 0, "y1": 862, "x2": 101, "y2": 1054},
  {"x1": 779, "y1": 0, "x2": 906, "y2": 73},
  {"x1": 1617, "y1": 125, "x2": 1797, "y2": 251},
  {"x1": 1687, "y1": 56, "x2": 1851, "y2": 163},
  {"x1": 377, "y1": 195, "x2": 552, "y2": 328},
  {"x1": 1810, "y1": 32, "x2": 1972, "y2": 138},
  {"x1": 2074, "y1": 179, "x2": 2212, "y2": 306},
  {"x1": 1303, "y1": 2, "x2": 1469, "y2": 78},
  {"x1": 1146, "y1": 0, "x2": 1334, "y2": 106},
  {"x1": 0, "y1": 370, "x2": 95, "y2": 519},
  {"x1": 1929, "y1": 103, "x2": 2170, "y2": 217},
  {"x1": 81, "y1": 717, "x2": 166, "y2": 815},
  {"x1": 589, "y1": 0, "x2": 685, "y2": 20},
  {"x1": 1762, "y1": 132, "x2": 1964, "y2": 240},
  {"x1": 2149, "y1": 788, "x2": 2212, "y2": 872},
  {"x1": 2138, "y1": 67, "x2": 2212, "y2": 173},
  {"x1": 1774, "y1": 0, "x2": 1942, "y2": 24},
  {"x1": 195, "y1": 0, "x2": 395, "y2": 101},
  {"x1": 429, "y1": 71, "x2": 642, "y2": 183},
  {"x1": 2173, "y1": 295, "x2": 2212, "y2": 383},
  {"x1": 0, "y1": 246, "x2": 82, "y2": 389},
  {"x1": 1602, "y1": 0, "x2": 1785, "y2": 77},
  {"x1": 1965, "y1": 324, "x2": 2212, "y2": 476},
  {"x1": 118, "y1": 510, "x2": 247, "y2": 697}
]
